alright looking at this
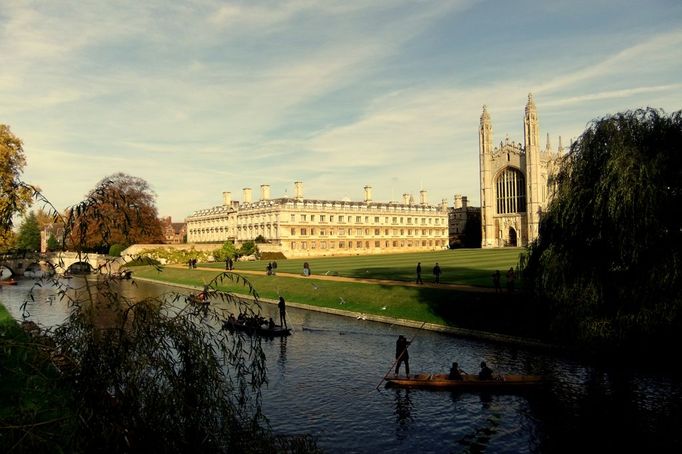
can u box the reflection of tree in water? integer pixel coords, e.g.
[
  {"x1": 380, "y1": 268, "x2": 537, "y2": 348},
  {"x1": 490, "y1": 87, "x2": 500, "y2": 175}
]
[
  {"x1": 456, "y1": 393, "x2": 501, "y2": 454},
  {"x1": 394, "y1": 389, "x2": 413, "y2": 439}
]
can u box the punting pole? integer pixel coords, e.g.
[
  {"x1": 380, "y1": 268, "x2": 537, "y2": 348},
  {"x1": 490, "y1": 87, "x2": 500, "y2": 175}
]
[{"x1": 374, "y1": 321, "x2": 426, "y2": 390}]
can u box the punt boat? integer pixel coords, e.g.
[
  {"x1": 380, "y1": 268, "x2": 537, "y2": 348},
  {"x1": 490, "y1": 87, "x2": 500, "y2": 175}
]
[{"x1": 385, "y1": 373, "x2": 543, "y2": 391}]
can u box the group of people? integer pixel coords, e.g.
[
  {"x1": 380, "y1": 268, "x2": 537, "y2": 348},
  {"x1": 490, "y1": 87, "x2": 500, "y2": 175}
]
[
  {"x1": 266, "y1": 261, "x2": 278, "y2": 275},
  {"x1": 224, "y1": 295, "x2": 288, "y2": 330},
  {"x1": 224, "y1": 257, "x2": 234, "y2": 270},
  {"x1": 394, "y1": 333, "x2": 495, "y2": 380},
  {"x1": 491, "y1": 267, "x2": 516, "y2": 293},
  {"x1": 447, "y1": 361, "x2": 494, "y2": 380},
  {"x1": 187, "y1": 258, "x2": 198, "y2": 269},
  {"x1": 415, "y1": 262, "x2": 441, "y2": 284}
]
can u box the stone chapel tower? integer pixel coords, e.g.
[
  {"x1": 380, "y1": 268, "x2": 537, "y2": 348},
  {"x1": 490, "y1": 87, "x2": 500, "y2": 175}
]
[{"x1": 478, "y1": 94, "x2": 563, "y2": 248}]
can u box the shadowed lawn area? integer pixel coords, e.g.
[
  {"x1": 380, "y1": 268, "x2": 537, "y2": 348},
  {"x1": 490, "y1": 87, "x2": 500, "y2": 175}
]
[{"x1": 201, "y1": 248, "x2": 524, "y2": 287}]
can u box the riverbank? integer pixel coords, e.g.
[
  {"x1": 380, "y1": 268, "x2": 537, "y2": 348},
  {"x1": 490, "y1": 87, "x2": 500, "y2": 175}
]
[{"x1": 132, "y1": 266, "x2": 554, "y2": 350}]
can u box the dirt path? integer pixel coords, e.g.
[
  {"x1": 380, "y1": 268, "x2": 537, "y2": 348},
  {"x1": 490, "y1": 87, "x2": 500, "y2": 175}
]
[{"x1": 169, "y1": 264, "x2": 497, "y2": 293}]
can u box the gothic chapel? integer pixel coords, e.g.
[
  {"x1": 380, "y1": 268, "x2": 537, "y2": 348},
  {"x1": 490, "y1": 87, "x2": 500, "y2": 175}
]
[{"x1": 479, "y1": 94, "x2": 563, "y2": 247}]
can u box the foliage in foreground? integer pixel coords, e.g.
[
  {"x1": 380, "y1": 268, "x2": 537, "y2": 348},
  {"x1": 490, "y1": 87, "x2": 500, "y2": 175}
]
[
  {"x1": 522, "y1": 108, "x2": 682, "y2": 353},
  {"x1": 1, "y1": 162, "x2": 321, "y2": 452}
]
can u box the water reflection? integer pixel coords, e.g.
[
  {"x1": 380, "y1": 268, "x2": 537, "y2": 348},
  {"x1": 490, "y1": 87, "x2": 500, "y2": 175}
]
[
  {"x1": 393, "y1": 389, "x2": 413, "y2": 439},
  {"x1": 1, "y1": 278, "x2": 681, "y2": 452}
]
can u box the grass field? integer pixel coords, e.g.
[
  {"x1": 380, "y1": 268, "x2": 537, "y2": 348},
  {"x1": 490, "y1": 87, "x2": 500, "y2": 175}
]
[
  {"x1": 133, "y1": 247, "x2": 545, "y2": 338},
  {"x1": 201, "y1": 248, "x2": 525, "y2": 287}
]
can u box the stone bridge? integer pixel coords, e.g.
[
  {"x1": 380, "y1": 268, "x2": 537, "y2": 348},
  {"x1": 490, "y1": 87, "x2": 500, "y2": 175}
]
[{"x1": 0, "y1": 252, "x2": 123, "y2": 277}]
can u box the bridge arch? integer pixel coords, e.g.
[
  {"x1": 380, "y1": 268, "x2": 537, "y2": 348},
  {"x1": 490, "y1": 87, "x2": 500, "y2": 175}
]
[{"x1": 66, "y1": 261, "x2": 94, "y2": 275}]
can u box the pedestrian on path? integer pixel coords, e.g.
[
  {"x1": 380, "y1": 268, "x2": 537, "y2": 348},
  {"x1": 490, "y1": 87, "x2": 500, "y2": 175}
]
[
  {"x1": 433, "y1": 263, "x2": 442, "y2": 284},
  {"x1": 492, "y1": 270, "x2": 501, "y2": 292},
  {"x1": 416, "y1": 262, "x2": 423, "y2": 284},
  {"x1": 506, "y1": 267, "x2": 515, "y2": 292}
]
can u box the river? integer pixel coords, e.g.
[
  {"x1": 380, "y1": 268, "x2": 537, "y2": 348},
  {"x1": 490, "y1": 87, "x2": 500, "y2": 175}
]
[{"x1": 1, "y1": 277, "x2": 680, "y2": 453}]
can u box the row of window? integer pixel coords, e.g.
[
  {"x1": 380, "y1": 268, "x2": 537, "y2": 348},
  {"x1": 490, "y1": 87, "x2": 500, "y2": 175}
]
[
  {"x1": 290, "y1": 227, "x2": 444, "y2": 237},
  {"x1": 289, "y1": 213, "x2": 443, "y2": 225},
  {"x1": 289, "y1": 239, "x2": 446, "y2": 250}
]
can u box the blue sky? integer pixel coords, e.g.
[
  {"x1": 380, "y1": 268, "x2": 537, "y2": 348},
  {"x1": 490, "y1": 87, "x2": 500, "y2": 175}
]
[{"x1": 2, "y1": 0, "x2": 681, "y2": 220}]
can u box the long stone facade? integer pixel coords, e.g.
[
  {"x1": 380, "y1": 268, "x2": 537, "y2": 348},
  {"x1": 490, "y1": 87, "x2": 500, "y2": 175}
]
[
  {"x1": 479, "y1": 94, "x2": 563, "y2": 247},
  {"x1": 186, "y1": 182, "x2": 449, "y2": 258}
]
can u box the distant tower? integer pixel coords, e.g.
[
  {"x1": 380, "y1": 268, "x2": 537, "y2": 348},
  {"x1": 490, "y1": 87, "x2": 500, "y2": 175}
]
[
  {"x1": 524, "y1": 93, "x2": 541, "y2": 243},
  {"x1": 479, "y1": 105, "x2": 494, "y2": 247}
]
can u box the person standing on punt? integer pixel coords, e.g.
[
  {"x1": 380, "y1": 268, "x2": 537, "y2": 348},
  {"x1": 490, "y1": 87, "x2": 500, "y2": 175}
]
[
  {"x1": 395, "y1": 335, "x2": 411, "y2": 377},
  {"x1": 278, "y1": 296, "x2": 288, "y2": 329}
]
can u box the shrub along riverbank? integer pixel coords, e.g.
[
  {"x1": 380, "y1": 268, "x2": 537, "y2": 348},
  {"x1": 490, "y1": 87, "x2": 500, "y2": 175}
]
[{"x1": 0, "y1": 305, "x2": 77, "y2": 451}]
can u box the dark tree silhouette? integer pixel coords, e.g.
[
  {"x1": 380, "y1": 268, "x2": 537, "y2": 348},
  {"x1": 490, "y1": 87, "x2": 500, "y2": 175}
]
[{"x1": 522, "y1": 108, "x2": 682, "y2": 352}]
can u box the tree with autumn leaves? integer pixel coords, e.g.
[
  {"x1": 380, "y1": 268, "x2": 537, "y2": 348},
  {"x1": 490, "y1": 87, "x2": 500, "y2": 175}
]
[
  {"x1": 0, "y1": 124, "x2": 33, "y2": 249},
  {"x1": 67, "y1": 172, "x2": 165, "y2": 253}
]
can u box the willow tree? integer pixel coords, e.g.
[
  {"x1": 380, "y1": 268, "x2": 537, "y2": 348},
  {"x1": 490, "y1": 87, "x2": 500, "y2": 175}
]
[
  {"x1": 522, "y1": 108, "x2": 682, "y2": 351},
  {"x1": 0, "y1": 124, "x2": 33, "y2": 249}
]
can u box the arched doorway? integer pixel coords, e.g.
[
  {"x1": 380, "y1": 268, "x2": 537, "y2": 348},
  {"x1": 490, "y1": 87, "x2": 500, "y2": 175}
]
[{"x1": 508, "y1": 227, "x2": 517, "y2": 247}]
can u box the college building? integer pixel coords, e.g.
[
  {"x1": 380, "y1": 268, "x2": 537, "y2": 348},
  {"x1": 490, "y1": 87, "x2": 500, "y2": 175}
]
[
  {"x1": 186, "y1": 182, "x2": 450, "y2": 257},
  {"x1": 479, "y1": 94, "x2": 563, "y2": 247}
]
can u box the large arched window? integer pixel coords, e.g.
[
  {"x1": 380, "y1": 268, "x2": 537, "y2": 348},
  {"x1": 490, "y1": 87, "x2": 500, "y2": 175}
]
[{"x1": 496, "y1": 168, "x2": 526, "y2": 214}]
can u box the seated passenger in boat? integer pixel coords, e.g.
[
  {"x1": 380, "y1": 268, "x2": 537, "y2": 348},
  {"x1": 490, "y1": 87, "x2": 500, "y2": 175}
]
[
  {"x1": 448, "y1": 362, "x2": 464, "y2": 380},
  {"x1": 478, "y1": 361, "x2": 494, "y2": 380},
  {"x1": 268, "y1": 317, "x2": 276, "y2": 330}
]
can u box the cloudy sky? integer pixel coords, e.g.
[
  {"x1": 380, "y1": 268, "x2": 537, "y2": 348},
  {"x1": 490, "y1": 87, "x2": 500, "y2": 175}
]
[{"x1": 2, "y1": 0, "x2": 681, "y2": 220}]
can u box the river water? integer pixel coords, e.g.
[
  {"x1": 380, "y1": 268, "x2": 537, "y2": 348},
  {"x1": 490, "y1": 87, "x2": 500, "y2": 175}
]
[{"x1": 1, "y1": 278, "x2": 680, "y2": 453}]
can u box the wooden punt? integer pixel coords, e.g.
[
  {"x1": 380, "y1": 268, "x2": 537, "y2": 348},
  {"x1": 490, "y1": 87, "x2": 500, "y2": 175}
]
[
  {"x1": 223, "y1": 321, "x2": 292, "y2": 337},
  {"x1": 0, "y1": 279, "x2": 18, "y2": 285},
  {"x1": 385, "y1": 373, "x2": 544, "y2": 391}
]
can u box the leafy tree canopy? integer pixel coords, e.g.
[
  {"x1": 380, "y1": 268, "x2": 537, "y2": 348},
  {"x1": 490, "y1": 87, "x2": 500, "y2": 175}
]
[
  {"x1": 16, "y1": 211, "x2": 41, "y2": 251},
  {"x1": 239, "y1": 240, "x2": 258, "y2": 257},
  {"x1": 69, "y1": 172, "x2": 164, "y2": 252},
  {"x1": 213, "y1": 241, "x2": 237, "y2": 261},
  {"x1": 522, "y1": 108, "x2": 682, "y2": 351},
  {"x1": 0, "y1": 124, "x2": 33, "y2": 249}
]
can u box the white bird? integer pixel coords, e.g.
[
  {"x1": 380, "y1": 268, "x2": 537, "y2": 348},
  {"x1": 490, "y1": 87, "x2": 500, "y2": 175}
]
[
  {"x1": 339, "y1": 297, "x2": 346, "y2": 305},
  {"x1": 381, "y1": 306, "x2": 387, "y2": 310}
]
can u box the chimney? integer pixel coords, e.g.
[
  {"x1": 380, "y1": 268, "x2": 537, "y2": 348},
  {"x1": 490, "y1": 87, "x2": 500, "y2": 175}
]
[
  {"x1": 454, "y1": 194, "x2": 463, "y2": 209},
  {"x1": 364, "y1": 185, "x2": 372, "y2": 203},
  {"x1": 260, "y1": 184, "x2": 271, "y2": 201},
  {"x1": 402, "y1": 193, "x2": 410, "y2": 205},
  {"x1": 420, "y1": 190, "x2": 428, "y2": 205},
  {"x1": 294, "y1": 181, "x2": 304, "y2": 201},
  {"x1": 441, "y1": 198, "x2": 448, "y2": 211},
  {"x1": 243, "y1": 187, "x2": 252, "y2": 203},
  {"x1": 462, "y1": 196, "x2": 468, "y2": 208},
  {"x1": 222, "y1": 191, "x2": 232, "y2": 206}
]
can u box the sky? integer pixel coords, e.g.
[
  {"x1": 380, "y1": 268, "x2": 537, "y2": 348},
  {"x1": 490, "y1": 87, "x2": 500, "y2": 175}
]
[{"x1": 2, "y1": 0, "x2": 681, "y2": 221}]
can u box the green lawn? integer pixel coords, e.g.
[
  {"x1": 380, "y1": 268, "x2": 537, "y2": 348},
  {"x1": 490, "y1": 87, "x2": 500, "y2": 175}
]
[
  {"x1": 133, "y1": 246, "x2": 545, "y2": 339},
  {"x1": 202, "y1": 248, "x2": 525, "y2": 287}
]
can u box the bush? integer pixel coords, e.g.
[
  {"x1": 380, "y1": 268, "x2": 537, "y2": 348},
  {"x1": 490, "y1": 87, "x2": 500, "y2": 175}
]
[
  {"x1": 108, "y1": 243, "x2": 126, "y2": 257},
  {"x1": 259, "y1": 251, "x2": 287, "y2": 260}
]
